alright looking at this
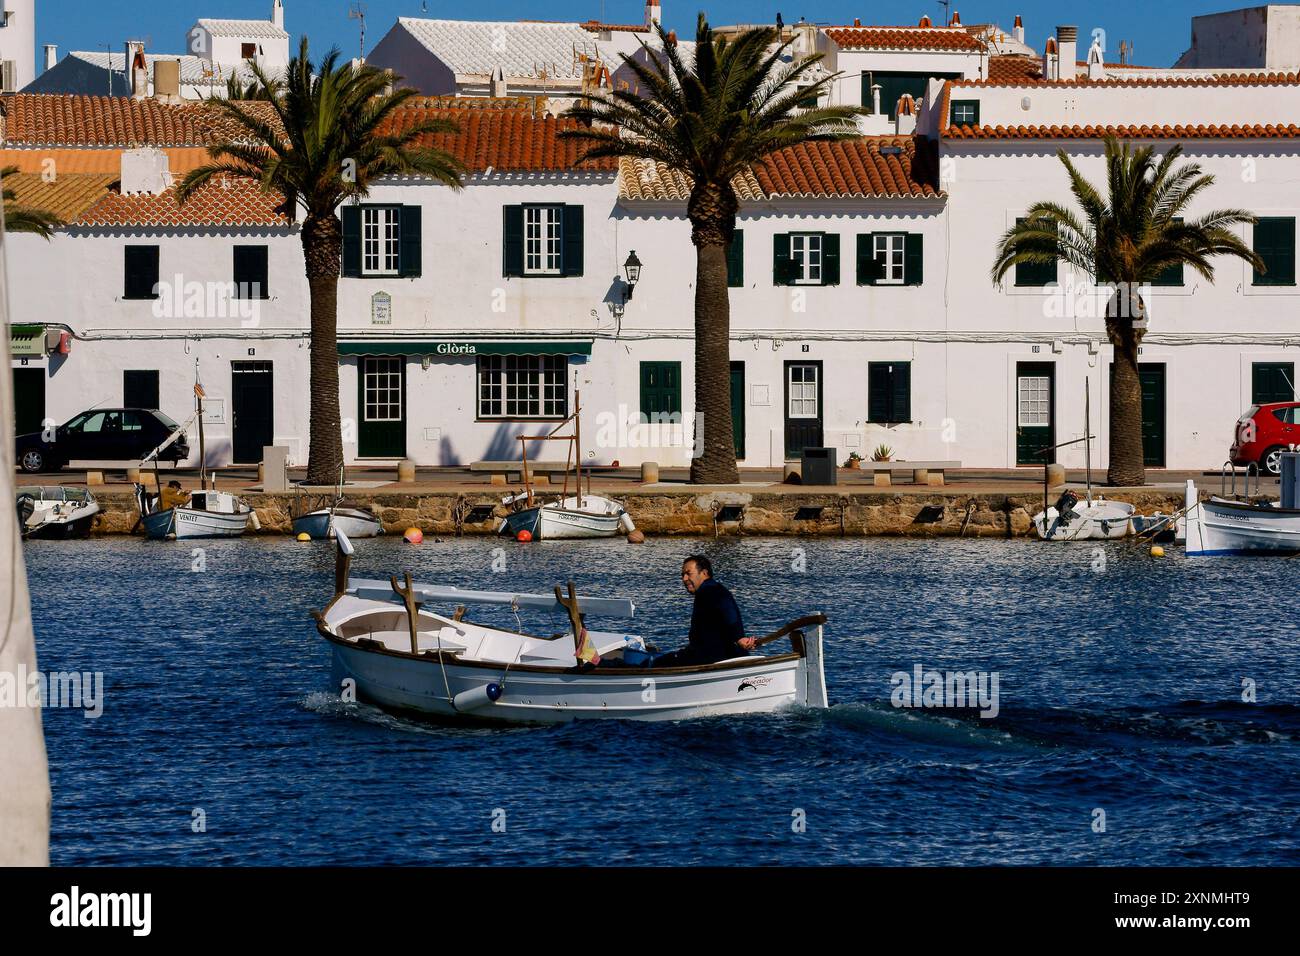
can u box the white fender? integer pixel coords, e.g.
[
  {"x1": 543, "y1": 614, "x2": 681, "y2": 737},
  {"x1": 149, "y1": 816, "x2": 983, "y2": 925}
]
[{"x1": 452, "y1": 682, "x2": 503, "y2": 712}]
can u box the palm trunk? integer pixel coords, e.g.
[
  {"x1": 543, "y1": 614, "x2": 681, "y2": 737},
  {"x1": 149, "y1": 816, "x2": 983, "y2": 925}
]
[
  {"x1": 1106, "y1": 308, "x2": 1146, "y2": 487},
  {"x1": 302, "y1": 214, "x2": 345, "y2": 487},
  {"x1": 688, "y1": 183, "x2": 739, "y2": 484}
]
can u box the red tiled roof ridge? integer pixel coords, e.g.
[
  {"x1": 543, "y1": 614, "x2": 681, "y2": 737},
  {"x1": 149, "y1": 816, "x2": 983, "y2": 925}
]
[
  {"x1": 957, "y1": 70, "x2": 1300, "y2": 88},
  {"x1": 825, "y1": 25, "x2": 983, "y2": 51},
  {"x1": 944, "y1": 122, "x2": 1300, "y2": 140}
]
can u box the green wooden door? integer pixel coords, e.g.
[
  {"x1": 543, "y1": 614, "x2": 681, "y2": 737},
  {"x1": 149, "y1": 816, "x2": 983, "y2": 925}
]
[
  {"x1": 730, "y1": 361, "x2": 745, "y2": 458},
  {"x1": 358, "y1": 356, "x2": 406, "y2": 458},
  {"x1": 639, "y1": 362, "x2": 681, "y2": 418},
  {"x1": 1138, "y1": 364, "x2": 1166, "y2": 467},
  {"x1": 12, "y1": 367, "x2": 45, "y2": 435},
  {"x1": 1015, "y1": 362, "x2": 1055, "y2": 465},
  {"x1": 1253, "y1": 362, "x2": 1295, "y2": 404}
]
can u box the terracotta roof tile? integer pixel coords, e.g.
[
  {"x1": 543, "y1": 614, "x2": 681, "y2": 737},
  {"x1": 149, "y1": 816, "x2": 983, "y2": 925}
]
[
  {"x1": 958, "y1": 66, "x2": 1300, "y2": 88},
  {"x1": 75, "y1": 178, "x2": 291, "y2": 228},
  {"x1": 2, "y1": 171, "x2": 116, "y2": 221},
  {"x1": 618, "y1": 137, "x2": 941, "y2": 201},
  {"x1": 825, "y1": 26, "x2": 983, "y2": 52},
  {"x1": 1, "y1": 94, "x2": 283, "y2": 147},
  {"x1": 382, "y1": 109, "x2": 618, "y2": 173}
]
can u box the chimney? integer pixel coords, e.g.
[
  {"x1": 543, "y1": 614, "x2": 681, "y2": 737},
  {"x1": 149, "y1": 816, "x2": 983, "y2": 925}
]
[
  {"x1": 1056, "y1": 26, "x2": 1078, "y2": 81},
  {"x1": 1087, "y1": 33, "x2": 1105, "y2": 79},
  {"x1": 949, "y1": 11, "x2": 962, "y2": 27},
  {"x1": 895, "y1": 94, "x2": 917, "y2": 135},
  {"x1": 1013, "y1": 15, "x2": 1024, "y2": 45},
  {"x1": 154, "y1": 59, "x2": 182, "y2": 104},
  {"x1": 645, "y1": 0, "x2": 661, "y2": 28},
  {"x1": 1043, "y1": 37, "x2": 1058, "y2": 81},
  {"x1": 272, "y1": 0, "x2": 285, "y2": 31},
  {"x1": 125, "y1": 42, "x2": 149, "y2": 99},
  {"x1": 43, "y1": 45, "x2": 57, "y2": 73},
  {"x1": 870, "y1": 82, "x2": 881, "y2": 115},
  {"x1": 121, "y1": 148, "x2": 172, "y2": 197},
  {"x1": 490, "y1": 65, "x2": 507, "y2": 98},
  {"x1": 853, "y1": 18, "x2": 861, "y2": 27}
]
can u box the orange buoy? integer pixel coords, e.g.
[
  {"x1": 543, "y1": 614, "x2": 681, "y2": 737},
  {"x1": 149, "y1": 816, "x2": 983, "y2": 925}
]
[
  {"x1": 516, "y1": 529, "x2": 533, "y2": 543},
  {"x1": 403, "y1": 528, "x2": 424, "y2": 544}
]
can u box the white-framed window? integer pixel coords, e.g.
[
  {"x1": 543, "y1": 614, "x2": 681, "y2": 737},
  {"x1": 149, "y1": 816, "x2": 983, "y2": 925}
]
[
  {"x1": 478, "y1": 355, "x2": 567, "y2": 419},
  {"x1": 788, "y1": 364, "x2": 819, "y2": 418},
  {"x1": 874, "y1": 233, "x2": 906, "y2": 285},
  {"x1": 790, "y1": 233, "x2": 822, "y2": 285},
  {"x1": 362, "y1": 207, "x2": 401, "y2": 276},
  {"x1": 363, "y1": 357, "x2": 403, "y2": 422},
  {"x1": 1017, "y1": 375, "x2": 1051, "y2": 426},
  {"x1": 524, "y1": 205, "x2": 564, "y2": 275}
]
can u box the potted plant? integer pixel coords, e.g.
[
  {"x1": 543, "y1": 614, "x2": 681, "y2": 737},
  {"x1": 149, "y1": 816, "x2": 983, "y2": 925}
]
[
  {"x1": 843, "y1": 451, "x2": 864, "y2": 469},
  {"x1": 871, "y1": 444, "x2": 893, "y2": 463}
]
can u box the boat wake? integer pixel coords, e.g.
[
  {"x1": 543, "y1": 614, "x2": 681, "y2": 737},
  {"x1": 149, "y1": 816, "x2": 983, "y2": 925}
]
[{"x1": 297, "y1": 692, "x2": 541, "y2": 737}]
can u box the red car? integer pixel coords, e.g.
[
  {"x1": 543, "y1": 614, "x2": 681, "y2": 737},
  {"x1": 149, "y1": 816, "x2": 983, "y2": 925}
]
[{"x1": 1231, "y1": 402, "x2": 1300, "y2": 475}]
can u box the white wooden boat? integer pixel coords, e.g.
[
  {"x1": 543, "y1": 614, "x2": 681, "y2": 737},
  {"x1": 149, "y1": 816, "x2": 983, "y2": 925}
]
[
  {"x1": 313, "y1": 530, "x2": 828, "y2": 723},
  {"x1": 1033, "y1": 495, "x2": 1136, "y2": 540},
  {"x1": 1182, "y1": 479, "x2": 1300, "y2": 555},
  {"x1": 135, "y1": 485, "x2": 253, "y2": 540},
  {"x1": 499, "y1": 494, "x2": 635, "y2": 540},
  {"x1": 293, "y1": 505, "x2": 383, "y2": 540},
  {"x1": 16, "y1": 486, "x2": 100, "y2": 540}
]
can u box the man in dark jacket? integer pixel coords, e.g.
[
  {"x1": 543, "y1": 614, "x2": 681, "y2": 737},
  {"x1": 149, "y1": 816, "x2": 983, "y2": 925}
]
[{"x1": 650, "y1": 555, "x2": 756, "y2": 667}]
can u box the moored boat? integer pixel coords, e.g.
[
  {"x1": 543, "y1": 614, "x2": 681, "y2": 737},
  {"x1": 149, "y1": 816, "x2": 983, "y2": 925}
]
[
  {"x1": 136, "y1": 485, "x2": 253, "y2": 540},
  {"x1": 16, "y1": 486, "x2": 100, "y2": 540},
  {"x1": 1033, "y1": 493, "x2": 1136, "y2": 540},
  {"x1": 499, "y1": 494, "x2": 634, "y2": 540},
  {"x1": 1182, "y1": 477, "x2": 1300, "y2": 555},
  {"x1": 313, "y1": 530, "x2": 828, "y2": 723},
  {"x1": 293, "y1": 505, "x2": 383, "y2": 540}
]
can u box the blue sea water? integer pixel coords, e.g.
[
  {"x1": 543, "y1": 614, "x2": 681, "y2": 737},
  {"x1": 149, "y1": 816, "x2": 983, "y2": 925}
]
[{"x1": 21, "y1": 535, "x2": 1300, "y2": 866}]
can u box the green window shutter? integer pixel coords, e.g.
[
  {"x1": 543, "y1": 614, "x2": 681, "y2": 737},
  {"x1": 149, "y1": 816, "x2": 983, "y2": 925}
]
[
  {"x1": 949, "y1": 100, "x2": 980, "y2": 126},
  {"x1": 341, "y1": 205, "x2": 361, "y2": 278},
  {"x1": 822, "y1": 233, "x2": 840, "y2": 286},
  {"x1": 1014, "y1": 217, "x2": 1058, "y2": 286},
  {"x1": 503, "y1": 205, "x2": 524, "y2": 277},
  {"x1": 233, "y1": 245, "x2": 269, "y2": 299},
  {"x1": 904, "y1": 233, "x2": 924, "y2": 286},
  {"x1": 1151, "y1": 217, "x2": 1184, "y2": 286},
  {"x1": 124, "y1": 245, "x2": 160, "y2": 299},
  {"x1": 562, "y1": 204, "x2": 584, "y2": 277},
  {"x1": 1252, "y1": 362, "x2": 1296, "y2": 403},
  {"x1": 727, "y1": 229, "x2": 744, "y2": 287},
  {"x1": 774, "y1": 233, "x2": 793, "y2": 285},
  {"x1": 868, "y1": 362, "x2": 911, "y2": 423},
  {"x1": 857, "y1": 233, "x2": 882, "y2": 285},
  {"x1": 1254, "y1": 217, "x2": 1296, "y2": 286},
  {"x1": 399, "y1": 205, "x2": 422, "y2": 277}
]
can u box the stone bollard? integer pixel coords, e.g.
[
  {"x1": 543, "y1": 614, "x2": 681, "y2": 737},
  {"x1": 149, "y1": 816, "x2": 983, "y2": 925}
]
[
  {"x1": 641, "y1": 461, "x2": 660, "y2": 484},
  {"x1": 873, "y1": 471, "x2": 892, "y2": 488},
  {"x1": 398, "y1": 459, "x2": 416, "y2": 483},
  {"x1": 783, "y1": 463, "x2": 802, "y2": 484},
  {"x1": 257, "y1": 462, "x2": 264, "y2": 485},
  {"x1": 1046, "y1": 463, "x2": 1066, "y2": 489},
  {"x1": 86, "y1": 471, "x2": 104, "y2": 486},
  {"x1": 126, "y1": 467, "x2": 141, "y2": 484},
  {"x1": 490, "y1": 474, "x2": 507, "y2": 486}
]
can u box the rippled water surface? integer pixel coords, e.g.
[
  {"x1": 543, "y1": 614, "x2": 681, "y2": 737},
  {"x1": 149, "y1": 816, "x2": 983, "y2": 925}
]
[{"x1": 23, "y1": 535, "x2": 1300, "y2": 865}]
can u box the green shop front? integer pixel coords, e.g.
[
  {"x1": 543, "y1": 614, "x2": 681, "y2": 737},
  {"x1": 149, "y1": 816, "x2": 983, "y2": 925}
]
[{"x1": 337, "y1": 340, "x2": 593, "y2": 463}]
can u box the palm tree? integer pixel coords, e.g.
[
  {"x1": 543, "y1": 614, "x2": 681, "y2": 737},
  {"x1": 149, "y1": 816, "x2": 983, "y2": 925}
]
[
  {"x1": 562, "y1": 15, "x2": 866, "y2": 483},
  {"x1": 993, "y1": 137, "x2": 1263, "y2": 486},
  {"x1": 178, "y1": 38, "x2": 464, "y2": 485},
  {"x1": 1, "y1": 166, "x2": 62, "y2": 239},
  {"x1": 222, "y1": 72, "x2": 281, "y2": 101}
]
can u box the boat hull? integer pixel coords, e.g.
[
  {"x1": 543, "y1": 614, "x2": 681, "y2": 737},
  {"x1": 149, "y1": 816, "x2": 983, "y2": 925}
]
[
  {"x1": 143, "y1": 506, "x2": 249, "y2": 540},
  {"x1": 499, "y1": 500, "x2": 626, "y2": 539},
  {"x1": 22, "y1": 507, "x2": 99, "y2": 540},
  {"x1": 328, "y1": 639, "x2": 812, "y2": 723},
  {"x1": 1033, "y1": 500, "x2": 1135, "y2": 540},
  {"x1": 1185, "y1": 498, "x2": 1300, "y2": 555},
  {"x1": 293, "y1": 509, "x2": 383, "y2": 540}
]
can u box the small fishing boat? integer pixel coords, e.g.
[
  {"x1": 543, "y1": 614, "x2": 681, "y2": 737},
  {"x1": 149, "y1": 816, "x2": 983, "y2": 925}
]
[
  {"x1": 136, "y1": 485, "x2": 254, "y2": 539},
  {"x1": 499, "y1": 494, "x2": 634, "y2": 540},
  {"x1": 134, "y1": 360, "x2": 255, "y2": 540},
  {"x1": 16, "y1": 486, "x2": 100, "y2": 540},
  {"x1": 1183, "y1": 467, "x2": 1300, "y2": 555},
  {"x1": 1033, "y1": 378, "x2": 1135, "y2": 541},
  {"x1": 313, "y1": 530, "x2": 828, "y2": 723},
  {"x1": 497, "y1": 390, "x2": 638, "y2": 541},
  {"x1": 293, "y1": 505, "x2": 383, "y2": 540}
]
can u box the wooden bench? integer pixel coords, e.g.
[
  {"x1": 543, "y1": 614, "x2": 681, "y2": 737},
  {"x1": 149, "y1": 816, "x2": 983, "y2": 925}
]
[
  {"x1": 860, "y1": 460, "x2": 961, "y2": 487},
  {"x1": 469, "y1": 460, "x2": 575, "y2": 484}
]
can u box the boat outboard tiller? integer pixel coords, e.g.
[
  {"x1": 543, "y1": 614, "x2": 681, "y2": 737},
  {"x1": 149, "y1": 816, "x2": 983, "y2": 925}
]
[{"x1": 1054, "y1": 489, "x2": 1080, "y2": 526}]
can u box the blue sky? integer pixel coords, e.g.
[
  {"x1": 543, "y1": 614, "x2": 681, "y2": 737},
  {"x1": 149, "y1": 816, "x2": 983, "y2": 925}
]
[{"x1": 37, "y1": 1, "x2": 1236, "y2": 69}]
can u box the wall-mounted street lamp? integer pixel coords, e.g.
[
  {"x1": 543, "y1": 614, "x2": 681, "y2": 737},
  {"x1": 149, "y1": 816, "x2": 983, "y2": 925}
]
[{"x1": 611, "y1": 250, "x2": 644, "y2": 319}]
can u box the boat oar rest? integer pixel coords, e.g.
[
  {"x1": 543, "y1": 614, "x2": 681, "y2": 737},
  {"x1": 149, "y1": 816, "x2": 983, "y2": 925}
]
[
  {"x1": 390, "y1": 573, "x2": 423, "y2": 656},
  {"x1": 752, "y1": 614, "x2": 828, "y2": 655}
]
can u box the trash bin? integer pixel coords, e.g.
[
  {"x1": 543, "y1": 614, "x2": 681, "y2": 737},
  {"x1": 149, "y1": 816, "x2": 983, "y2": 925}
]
[
  {"x1": 801, "y1": 447, "x2": 837, "y2": 486},
  {"x1": 1283, "y1": 452, "x2": 1300, "y2": 508}
]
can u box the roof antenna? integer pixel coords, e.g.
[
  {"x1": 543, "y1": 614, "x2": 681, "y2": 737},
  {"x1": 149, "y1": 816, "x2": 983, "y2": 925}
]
[
  {"x1": 937, "y1": 0, "x2": 951, "y2": 24},
  {"x1": 349, "y1": 2, "x2": 367, "y2": 63}
]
